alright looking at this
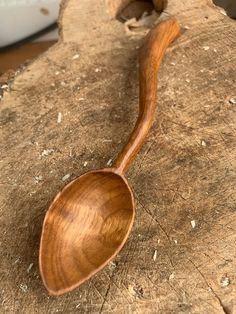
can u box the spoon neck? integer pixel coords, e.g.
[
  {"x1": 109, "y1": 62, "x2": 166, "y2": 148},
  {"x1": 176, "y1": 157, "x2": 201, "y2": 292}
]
[{"x1": 113, "y1": 18, "x2": 180, "y2": 175}]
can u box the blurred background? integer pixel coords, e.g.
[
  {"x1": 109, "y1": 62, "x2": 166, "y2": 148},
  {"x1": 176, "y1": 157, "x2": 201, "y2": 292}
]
[{"x1": 0, "y1": 0, "x2": 60, "y2": 76}]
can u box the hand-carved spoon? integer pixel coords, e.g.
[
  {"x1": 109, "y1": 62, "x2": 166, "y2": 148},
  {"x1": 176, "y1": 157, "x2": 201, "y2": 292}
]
[{"x1": 39, "y1": 18, "x2": 180, "y2": 296}]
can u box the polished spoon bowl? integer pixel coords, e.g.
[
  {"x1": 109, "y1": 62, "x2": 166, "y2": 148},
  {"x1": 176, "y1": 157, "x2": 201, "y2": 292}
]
[{"x1": 39, "y1": 18, "x2": 180, "y2": 296}]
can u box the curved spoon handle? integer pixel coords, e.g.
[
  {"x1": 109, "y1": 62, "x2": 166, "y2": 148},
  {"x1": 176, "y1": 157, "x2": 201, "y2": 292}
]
[{"x1": 113, "y1": 18, "x2": 180, "y2": 174}]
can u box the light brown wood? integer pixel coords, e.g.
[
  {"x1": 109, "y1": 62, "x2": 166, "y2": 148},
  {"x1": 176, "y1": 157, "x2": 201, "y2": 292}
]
[
  {"x1": 39, "y1": 18, "x2": 180, "y2": 296},
  {"x1": 39, "y1": 170, "x2": 135, "y2": 295},
  {"x1": 114, "y1": 18, "x2": 180, "y2": 173},
  {"x1": 1, "y1": 0, "x2": 236, "y2": 312}
]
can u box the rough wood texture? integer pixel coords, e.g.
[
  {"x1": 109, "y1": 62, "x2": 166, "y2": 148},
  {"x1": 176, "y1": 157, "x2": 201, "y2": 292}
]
[
  {"x1": 0, "y1": 0, "x2": 236, "y2": 313},
  {"x1": 39, "y1": 18, "x2": 180, "y2": 296}
]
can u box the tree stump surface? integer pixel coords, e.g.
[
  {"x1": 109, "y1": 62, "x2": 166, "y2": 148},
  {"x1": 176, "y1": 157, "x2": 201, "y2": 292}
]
[{"x1": 0, "y1": 0, "x2": 235, "y2": 313}]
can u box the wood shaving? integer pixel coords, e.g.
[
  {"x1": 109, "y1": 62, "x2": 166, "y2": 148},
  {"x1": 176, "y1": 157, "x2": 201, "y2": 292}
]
[
  {"x1": 109, "y1": 261, "x2": 117, "y2": 270},
  {"x1": 34, "y1": 176, "x2": 43, "y2": 183},
  {"x1": 19, "y1": 284, "x2": 28, "y2": 293},
  {"x1": 220, "y1": 276, "x2": 230, "y2": 287},
  {"x1": 102, "y1": 139, "x2": 112, "y2": 143},
  {"x1": 57, "y1": 112, "x2": 62, "y2": 123},
  {"x1": 72, "y1": 54, "x2": 79, "y2": 60},
  {"x1": 229, "y1": 97, "x2": 236, "y2": 105},
  {"x1": 27, "y1": 263, "x2": 33, "y2": 273},
  {"x1": 201, "y1": 140, "x2": 207, "y2": 147},
  {"x1": 128, "y1": 284, "x2": 144, "y2": 298},
  {"x1": 169, "y1": 273, "x2": 175, "y2": 280},
  {"x1": 13, "y1": 258, "x2": 20, "y2": 264},
  {"x1": 219, "y1": 9, "x2": 227, "y2": 16},
  {"x1": 1, "y1": 84, "x2": 8, "y2": 89},
  {"x1": 153, "y1": 249, "x2": 157, "y2": 261},
  {"x1": 41, "y1": 149, "x2": 54, "y2": 157},
  {"x1": 62, "y1": 174, "x2": 71, "y2": 181},
  {"x1": 107, "y1": 159, "x2": 112, "y2": 166}
]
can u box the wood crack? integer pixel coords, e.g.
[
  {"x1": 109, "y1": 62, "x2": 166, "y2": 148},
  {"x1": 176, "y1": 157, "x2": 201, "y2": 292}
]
[
  {"x1": 99, "y1": 284, "x2": 111, "y2": 314},
  {"x1": 188, "y1": 259, "x2": 230, "y2": 314}
]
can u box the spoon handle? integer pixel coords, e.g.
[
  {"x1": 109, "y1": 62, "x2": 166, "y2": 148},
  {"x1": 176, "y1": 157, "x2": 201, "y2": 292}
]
[{"x1": 113, "y1": 18, "x2": 180, "y2": 174}]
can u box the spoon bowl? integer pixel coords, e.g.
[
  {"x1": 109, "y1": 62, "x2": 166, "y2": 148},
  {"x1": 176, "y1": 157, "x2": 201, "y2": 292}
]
[{"x1": 39, "y1": 169, "x2": 134, "y2": 295}]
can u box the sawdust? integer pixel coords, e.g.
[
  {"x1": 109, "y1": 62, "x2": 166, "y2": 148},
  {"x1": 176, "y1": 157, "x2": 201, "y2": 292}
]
[{"x1": 0, "y1": 0, "x2": 236, "y2": 313}]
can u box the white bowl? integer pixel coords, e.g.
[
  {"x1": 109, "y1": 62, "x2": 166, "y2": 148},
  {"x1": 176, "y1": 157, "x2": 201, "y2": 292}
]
[{"x1": 0, "y1": 0, "x2": 60, "y2": 48}]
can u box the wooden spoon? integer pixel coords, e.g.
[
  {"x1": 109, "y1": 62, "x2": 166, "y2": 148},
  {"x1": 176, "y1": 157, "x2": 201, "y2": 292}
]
[{"x1": 39, "y1": 18, "x2": 180, "y2": 296}]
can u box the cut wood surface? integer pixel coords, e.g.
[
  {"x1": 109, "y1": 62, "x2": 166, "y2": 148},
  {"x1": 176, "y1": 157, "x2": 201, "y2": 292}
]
[{"x1": 0, "y1": 0, "x2": 236, "y2": 313}]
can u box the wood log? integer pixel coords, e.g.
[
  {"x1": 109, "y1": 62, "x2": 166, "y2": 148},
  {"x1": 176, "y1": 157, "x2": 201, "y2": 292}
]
[{"x1": 0, "y1": 0, "x2": 235, "y2": 313}]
